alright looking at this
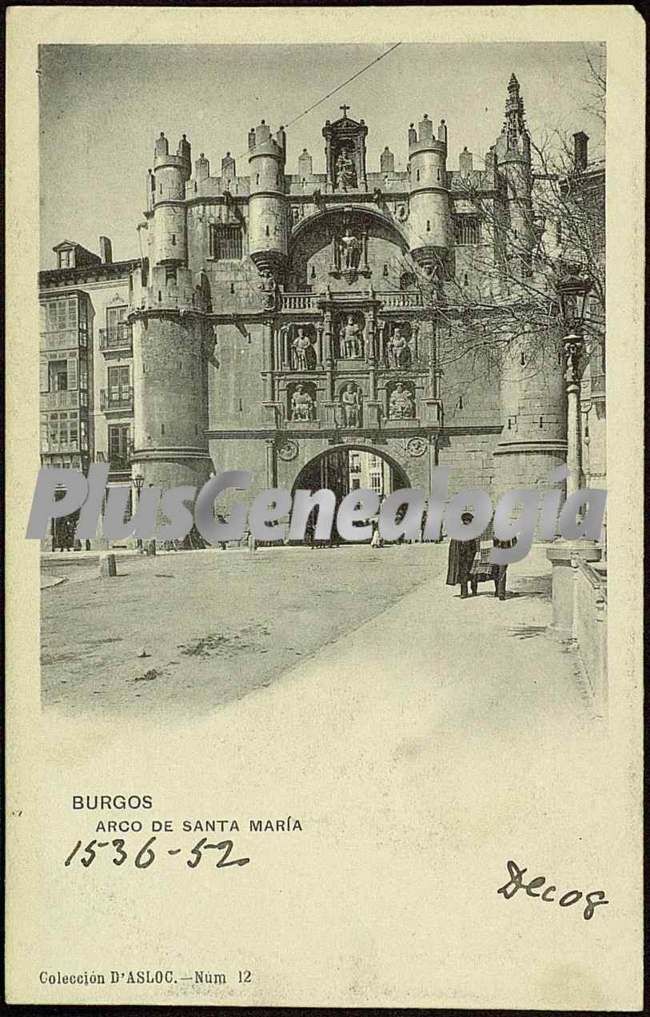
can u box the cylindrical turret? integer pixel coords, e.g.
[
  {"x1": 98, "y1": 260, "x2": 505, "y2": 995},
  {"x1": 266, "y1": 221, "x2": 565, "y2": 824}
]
[
  {"x1": 177, "y1": 134, "x2": 192, "y2": 181},
  {"x1": 221, "y1": 151, "x2": 236, "y2": 182},
  {"x1": 491, "y1": 76, "x2": 566, "y2": 498},
  {"x1": 407, "y1": 114, "x2": 451, "y2": 273},
  {"x1": 248, "y1": 119, "x2": 288, "y2": 276},
  {"x1": 131, "y1": 311, "x2": 212, "y2": 492},
  {"x1": 459, "y1": 146, "x2": 473, "y2": 175},
  {"x1": 495, "y1": 74, "x2": 534, "y2": 269},
  {"x1": 298, "y1": 148, "x2": 313, "y2": 178},
  {"x1": 493, "y1": 331, "x2": 567, "y2": 497},
  {"x1": 152, "y1": 132, "x2": 189, "y2": 265},
  {"x1": 129, "y1": 134, "x2": 212, "y2": 495},
  {"x1": 380, "y1": 146, "x2": 395, "y2": 174},
  {"x1": 195, "y1": 152, "x2": 210, "y2": 182}
]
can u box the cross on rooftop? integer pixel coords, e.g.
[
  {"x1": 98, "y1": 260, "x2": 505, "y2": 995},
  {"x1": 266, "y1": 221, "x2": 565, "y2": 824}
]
[{"x1": 340, "y1": 104, "x2": 351, "y2": 118}]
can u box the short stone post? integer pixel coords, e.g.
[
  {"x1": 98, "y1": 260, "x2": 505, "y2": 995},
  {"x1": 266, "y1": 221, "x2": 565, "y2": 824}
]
[
  {"x1": 99, "y1": 553, "x2": 117, "y2": 578},
  {"x1": 546, "y1": 542, "x2": 601, "y2": 638}
]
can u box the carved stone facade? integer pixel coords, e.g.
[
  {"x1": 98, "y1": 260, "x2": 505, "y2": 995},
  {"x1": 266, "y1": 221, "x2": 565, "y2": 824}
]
[{"x1": 38, "y1": 77, "x2": 604, "y2": 524}]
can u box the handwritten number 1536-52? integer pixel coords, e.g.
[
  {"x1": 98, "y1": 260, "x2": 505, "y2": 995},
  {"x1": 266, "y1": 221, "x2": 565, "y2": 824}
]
[{"x1": 64, "y1": 836, "x2": 250, "y2": 870}]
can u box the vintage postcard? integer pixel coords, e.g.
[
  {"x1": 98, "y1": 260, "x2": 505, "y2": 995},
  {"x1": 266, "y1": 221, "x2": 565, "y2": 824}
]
[{"x1": 5, "y1": 5, "x2": 644, "y2": 1009}]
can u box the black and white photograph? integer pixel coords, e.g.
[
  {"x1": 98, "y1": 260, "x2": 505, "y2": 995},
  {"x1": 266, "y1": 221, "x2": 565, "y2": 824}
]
[
  {"x1": 5, "y1": 7, "x2": 643, "y2": 1010},
  {"x1": 38, "y1": 40, "x2": 608, "y2": 717}
]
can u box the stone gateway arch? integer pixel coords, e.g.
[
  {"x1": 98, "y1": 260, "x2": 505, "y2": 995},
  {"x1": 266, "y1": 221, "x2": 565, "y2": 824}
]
[{"x1": 128, "y1": 87, "x2": 567, "y2": 512}]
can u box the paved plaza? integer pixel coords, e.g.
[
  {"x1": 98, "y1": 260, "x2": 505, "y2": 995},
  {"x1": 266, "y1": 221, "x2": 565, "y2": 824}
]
[{"x1": 41, "y1": 543, "x2": 592, "y2": 725}]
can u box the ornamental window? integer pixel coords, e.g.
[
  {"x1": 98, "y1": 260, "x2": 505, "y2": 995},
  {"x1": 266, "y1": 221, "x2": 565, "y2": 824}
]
[
  {"x1": 209, "y1": 224, "x2": 243, "y2": 260},
  {"x1": 454, "y1": 216, "x2": 481, "y2": 246}
]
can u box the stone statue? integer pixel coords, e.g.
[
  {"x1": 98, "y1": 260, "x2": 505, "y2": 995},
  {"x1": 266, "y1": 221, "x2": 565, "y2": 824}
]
[
  {"x1": 387, "y1": 327, "x2": 411, "y2": 368},
  {"x1": 290, "y1": 384, "x2": 314, "y2": 422},
  {"x1": 335, "y1": 149, "x2": 357, "y2": 191},
  {"x1": 259, "y1": 270, "x2": 278, "y2": 311},
  {"x1": 340, "y1": 315, "x2": 363, "y2": 359},
  {"x1": 340, "y1": 383, "x2": 361, "y2": 427},
  {"x1": 339, "y1": 229, "x2": 361, "y2": 271},
  {"x1": 388, "y1": 382, "x2": 415, "y2": 420},
  {"x1": 291, "y1": 328, "x2": 316, "y2": 371}
]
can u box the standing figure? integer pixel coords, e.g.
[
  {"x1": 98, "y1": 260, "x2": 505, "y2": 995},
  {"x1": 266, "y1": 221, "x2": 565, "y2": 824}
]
[
  {"x1": 339, "y1": 230, "x2": 360, "y2": 270},
  {"x1": 445, "y1": 511, "x2": 481, "y2": 599},
  {"x1": 341, "y1": 316, "x2": 363, "y2": 358},
  {"x1": 387, "y1": 327, "x2": 411, "y2": 368},
  {"x1": 290, "y1": 384, "x2": 314, "y2": 421},
  {"x1": 291, "y1": 328, "x2": 315, "y2": 371},
  {"x1": 340, "y1": 383, "x2": 361, "y2": 427}
]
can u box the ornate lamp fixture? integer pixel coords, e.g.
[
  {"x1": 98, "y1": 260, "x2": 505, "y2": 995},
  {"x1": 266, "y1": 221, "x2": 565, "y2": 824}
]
[
  {"x1": 556, "y1": 265, "x2": 592, "y2": 497},
  {"x1": 557, "y1": 265, "x2": 592, "y2": 338}
]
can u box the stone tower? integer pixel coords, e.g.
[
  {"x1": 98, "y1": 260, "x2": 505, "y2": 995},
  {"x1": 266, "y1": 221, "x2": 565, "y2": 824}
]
[
  {"x1": 247, "y1": 120, "x2": 288, "y2": 280},
  {"x1": 407, "y1": 114, "x2": 452, "y2": 278},
  {"x1": 129, "y1": 132, "x2": 213, "y2": 492},
  {"x1": 492, "y1": 76, "x2": 567, "y2": 496}
]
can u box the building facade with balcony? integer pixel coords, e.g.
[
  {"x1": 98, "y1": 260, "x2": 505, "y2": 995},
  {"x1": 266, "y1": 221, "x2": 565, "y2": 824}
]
[{"x1": 39, "y1": 240, "x2": 139, "y2": 546}]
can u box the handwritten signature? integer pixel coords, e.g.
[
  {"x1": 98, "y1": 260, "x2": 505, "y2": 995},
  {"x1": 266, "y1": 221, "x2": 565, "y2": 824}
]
[{"x1": 497, "y1": 859, "x2": 608, "y2": 921}]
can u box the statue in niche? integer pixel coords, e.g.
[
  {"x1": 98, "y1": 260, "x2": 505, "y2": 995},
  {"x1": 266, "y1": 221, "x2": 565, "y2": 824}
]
[
  {"x1": 389, "y1": 382, "x2": 415, "y2": 420},
  {"x1": 259, "y1": 270, "x2": 278, "y2": 311},
  {"x1": 339, "y1": 229, "x2": 361, "y2": 271},
  {"x1": 290, "y1": 384, "x2": 314, "y2": 422},
  {"x1": 291, "y1": 327, "x2": 316, "y2": 371},
  {"x1": 335, "y1": 148, "x2": 357, "y2": 191},
  {"x1": 387, "y1": 326, "x2": 411, "y2": 369},
  {"x1": 340, "y1": 383, "x2": 361, "y2": 427},
  {"x1": 340, "y1": 315, "x2": 363, "y2": 359}
]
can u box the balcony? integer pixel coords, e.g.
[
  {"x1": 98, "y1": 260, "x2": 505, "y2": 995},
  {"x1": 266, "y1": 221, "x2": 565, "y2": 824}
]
[
  {"x1": 278, "y1": 290, "x2": 424, "y2": 313},
  {"x1": 41, "y1": 440, "x2": 80, "y2": 454},
  {"x1": 375, "y1": 290, "x2": 423, "y2": 308},
  {"x1": 41, "y1": 389, "x2": 80, "y2": 410},
  {"x1": 99, "y1": 323, "x2": 133, "y2": 355},
  {"x1": 280, "y1": 292, "x2": 319, "y2": 312},
  {"x1": 100, "y1": 386, "x2": 134, "y2": 414}
]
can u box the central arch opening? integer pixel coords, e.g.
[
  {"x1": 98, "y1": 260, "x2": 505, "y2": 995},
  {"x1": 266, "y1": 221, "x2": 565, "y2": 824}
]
[{"x1": 291, "y1": 445, "x2": 410, "y2": 545}]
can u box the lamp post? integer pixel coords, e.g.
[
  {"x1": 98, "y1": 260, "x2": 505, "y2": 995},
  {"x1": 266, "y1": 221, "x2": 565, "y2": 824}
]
[
  {"x1": 557, "y1": 267, "x2": 592, "y2": 498},
  {"x1": 545, "y1": 268, "x2": 602, "y2": 638},
  {"x1": 132, "y1": 472, "x2": 144, "y2": 551}
]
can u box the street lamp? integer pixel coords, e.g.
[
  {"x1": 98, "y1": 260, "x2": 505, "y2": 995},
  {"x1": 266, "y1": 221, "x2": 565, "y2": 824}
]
[
  {"x1": 132, "y1": 473, "x2": 144, "y2": 551},
  {"x1": 557, "y1": 266, "x2": 592, "y2": 497}
]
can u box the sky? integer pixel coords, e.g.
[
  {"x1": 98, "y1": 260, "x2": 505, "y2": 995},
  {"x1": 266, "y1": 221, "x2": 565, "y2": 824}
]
[{"x1": 39, "y1": 41, "x2": 605, "y2": 267}]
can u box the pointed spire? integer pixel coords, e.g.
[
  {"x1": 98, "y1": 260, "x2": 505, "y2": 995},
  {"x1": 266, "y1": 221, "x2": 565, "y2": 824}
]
[{"x1": 503, "y1": 72, "x2": 527, "y2": 152}]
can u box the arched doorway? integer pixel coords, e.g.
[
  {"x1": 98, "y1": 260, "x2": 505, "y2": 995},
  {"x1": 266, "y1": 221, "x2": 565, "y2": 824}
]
[{"x1": 291, "y1": 445, "x2": 410, "y2": 545}]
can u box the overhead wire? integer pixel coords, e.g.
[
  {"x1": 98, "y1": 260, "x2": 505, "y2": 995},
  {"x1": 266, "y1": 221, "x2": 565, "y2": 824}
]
[{"x1": 234, "y1": 42, "x2": 402, "y2": 163}]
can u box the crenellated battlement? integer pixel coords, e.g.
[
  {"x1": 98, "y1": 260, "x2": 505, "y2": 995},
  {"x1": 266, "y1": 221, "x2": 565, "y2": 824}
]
[
  {"x1": 153, "y1": 132, "x2": 192, "y2": 181},
  {"x1": 408, "y1": 115, "x2": 447, "y2": 156}
]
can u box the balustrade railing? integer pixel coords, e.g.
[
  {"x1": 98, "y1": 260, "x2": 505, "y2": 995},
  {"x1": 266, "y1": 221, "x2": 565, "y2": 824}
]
[
  {"x1": 100, "y1": 386, "x2": 134, "y2": 412},
  {"x1": 375, "y1": 290, "x2": 422, "y2": 308},
  {"x1": 99, "y1": 324, "x2": 133, "y2": 352},
  {"x1": 280, "y1": 293, "x2": 319, "y2": 311},
  {"x1": 40, "y1": 389, "x2": 80, "y2": 410}
]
